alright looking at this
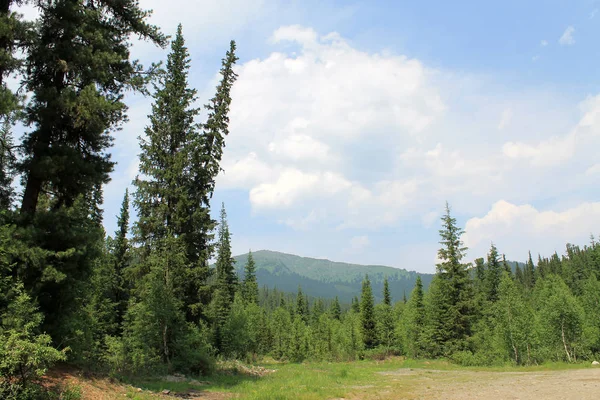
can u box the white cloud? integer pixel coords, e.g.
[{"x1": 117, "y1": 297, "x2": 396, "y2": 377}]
[
  {"x1": 464, "y1": 200, "x2": 600, "y2": 261},
  {"x1": 218, "y1": 152, "x2": 277, "y2": 189},
  {"x1": 249, "y1": 169, "x2": 351, "y2": 209},
  {"x1": 559, "y1": 26, "x2": 575, "y2": 46},
  {"x1": 502, "y1": 135, "x2": 576, "y2": 167},
  {"x1": 498, "y1": 108, "x2": 513, "y2": 130},
  {"x1": 540, "y1": 40, "x2": 548, "y2": 47},
  {"x1": 268, "y1": 133, "x2": 332, "y2": 162},
  {"x1": 591, "y1": 9, "x2": 598, "y2": 19},
  {"x1": 502, "y1": 94, "x2": 600, "y2": 167},
  {"x1": 215, "y1": 25, "x2": 448, "y2": 228}
]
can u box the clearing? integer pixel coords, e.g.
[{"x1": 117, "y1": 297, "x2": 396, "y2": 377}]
[{"x1": 48, "y1": 358, "x2": 600, "y2": 400}]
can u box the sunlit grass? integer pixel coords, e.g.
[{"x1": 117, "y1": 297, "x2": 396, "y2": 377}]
[{"x1": 122, "y1": 357, "x2": 592, "y2": 400}]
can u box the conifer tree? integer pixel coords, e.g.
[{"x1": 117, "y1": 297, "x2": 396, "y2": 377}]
[
  {"x1": 331, "y1": 296, "x2": 341, "y2": 320},
  {"x1": 113, "y1": 189, "x2": 130, "y2": 326},
  {"x1": 360, "y1": 274, "x2": 377, "y2": 349},
  {"x1": 20, "y1": 0, "x2": 165, "y2": 215},
  {"x1": 502, "y1": 254, "x2": 511, "y2": 276},
  {"x1": 242, "y1": 250, "x2": 258, "y2": 304},
  {"x1": 383, "y1": 277, "x2": 391, "y2": 306},
  {"x1": 486, "y1": 243, "x2": 502, "y2": 302},
  {"x1": 182, "y1": 40, "x2": 238, "y2": 319},
  {"x1": 377, "y1": 279, "x2": 395, "y2": 349},
  {"x1": 429, "y1": 202, "x2": 473, "y2": 354},
  {"x1": 524, "y1": 251, "x2": 536, "y2": 289},
  {"x1": 215, "y1": 203, "x2": 237, "y2": 302},
  {"x1": 296, "y1": 286, "x2": 308, "y2": 323}
]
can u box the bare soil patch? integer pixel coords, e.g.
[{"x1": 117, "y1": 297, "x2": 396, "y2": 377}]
[{"x1": 373, "y1": 367, "x2": 600, "y2": 400}]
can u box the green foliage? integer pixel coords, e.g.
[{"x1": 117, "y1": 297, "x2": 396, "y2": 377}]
[
  {"x1": 427, "y1": 202, "x2": 473, "y2": 356},
  {"x1": 534, "y1": 275, "x2": 584, "y2": 362},
  {"x1": 0, "y1": 285, "x2": 66, "y2": 399},
  {"x1": 400, "y1": 276, "x2": 425, "y2": 358},
  {"x1": 360, "y1": 275, "x2": 377, "y2": 349},
  {"x1": 242, "y1": 250, "x2": 258, "y2": 304}
]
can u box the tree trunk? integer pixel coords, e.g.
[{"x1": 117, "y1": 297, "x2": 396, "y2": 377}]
[
  {"x1": 561, "y1": 321, "x2": 572, "y2": 362},
  {"x1": 20, "y1": 168, "x2": 42, "y2": 215}
]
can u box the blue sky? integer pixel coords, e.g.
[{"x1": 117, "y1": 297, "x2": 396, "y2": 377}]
[{"x1": 20, "y1": 0, "x2": 600, "y2": 273}]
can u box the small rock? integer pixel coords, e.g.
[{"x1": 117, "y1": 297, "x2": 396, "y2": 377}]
[
  {"x1": 592, "y1": 360, "x2": 600, "y2": 366},
  {"x1": 136, "y1": 388, "x2": 142, "y2": 392},
  {"x1": 162, "y1": 389, "x2": 171, "y2": 395}
]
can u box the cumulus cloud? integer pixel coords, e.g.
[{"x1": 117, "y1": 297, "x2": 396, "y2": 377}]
[
  {"x1": 249, "y1": 169, "x2": 351, "y2": 209},
  {"x1": 464, "y1": 200, "x2": 600, "y2": 261},
  {"x1": 216, "y1": 25, "x2": 447, "y2": 228},
  {"x1": 559, "y1": 26, "x2": 575, "y2": 46},
  {"x1": 540, "y1": 40, "x2": 548, "y2": 47}
]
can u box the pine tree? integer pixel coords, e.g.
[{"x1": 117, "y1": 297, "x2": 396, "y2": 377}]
[
  {"x1": 111, "y1": 189, "x2": 130, "y2": 327},
  {"x1": 486, "y1": 242, "x2": 502, "y2": 302},
  {"x1": 524, "y1": 251, "x2": 536, "y2": 289},
  {"x1": 360, "y1": 274, "x2": 377, "y2": 349},
  {"x1": 215, "y1": 203, "x2": 237, "y2": 302},
  {"x1": 383, "y1": 277, "x2": 391, "y2": 306},
  {"x1": 242, "y1": 250, "x2": 258, "y2": 304},
  {"x1": 296, "y1": 286, "x2": 308, "y2": 323},
  {"x1": 430, "y1": 202, "x2": 473, "y2": 355},
  {"x1": 377, "y1": 279, "x2": 395, "y2": 349},
  {"x1": 19, "y1": 0, "x2": 165, "y2": 215},
  {"x1": 330, "y1": 296, "x2": 341, "y2": 320},
  {"x1": 0, "y1": 0, "x2": 28, "y2": 211},
  {"x1": 502, "y1": 254, "x2": 511, "y2": 276}
]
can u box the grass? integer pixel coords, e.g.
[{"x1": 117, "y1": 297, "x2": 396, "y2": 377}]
[{"x1": 118, "y1": 357, "x2": 593, "y2": 400}]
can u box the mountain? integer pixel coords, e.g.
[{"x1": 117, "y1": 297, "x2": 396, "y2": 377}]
[{"x1": 232, "y1": 250, "x2": 434, "y2": 303}]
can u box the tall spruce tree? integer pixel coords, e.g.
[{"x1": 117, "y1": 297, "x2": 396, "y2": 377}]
[
  {"x1": 486, "y1": 242, "x2": 502, "y2": 302},
  {"x1": 215, "y1": 203, "x2": 236, "y2": 302},
  {"x1": 383, "y1": 277, "x2": 391, "y2": 306},
  {"x1": 430, "y1": 202, "x2": 473, "y2": 355},
  {"x1": 524, "y1": 251, "x2": 536, "y2": 289},
  {"x1": 20, "y1": 0, "x2": 165, "y2": 215},
  {"x1": 242, "y1": 250, "x2": 258, "y2": 304},
  {"x1": 184, "y1": 40, "x2": 238, "y2": 317},
  {"x1": 378, "y1": 277, "x2": 394, "y2": 348},
  {"x1": 0, "y1": 0, "x2": 29, "y2": 211},
  {"x1": 330, "y1": 296, "x2": 341, "y2": 320},
  {"x1": 360, "y1": 274, "x2": 377, "y2": 349},
  {"x1": 296, "y1": 285, "x2": 308, "y2": 323},
  {"x1": 112, "y1": 189, "x2": 130, "y2": 326},
  {"x1": 10, "y1": 0, "x2": 165, "y2": 341}
]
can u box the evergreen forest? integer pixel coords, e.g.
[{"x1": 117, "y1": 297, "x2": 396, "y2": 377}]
[{"x1": 1, "y1": 2, "x2": 599, "y2": 399}]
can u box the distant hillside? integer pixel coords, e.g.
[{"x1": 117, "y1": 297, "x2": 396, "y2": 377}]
[{"x1": 232, "y1": 250, "x2": 434, "y2": 303}]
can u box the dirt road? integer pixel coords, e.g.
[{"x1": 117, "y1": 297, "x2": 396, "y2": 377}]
[{"x1": 376, "y1": 367, "x2": 600, "y2": 400}]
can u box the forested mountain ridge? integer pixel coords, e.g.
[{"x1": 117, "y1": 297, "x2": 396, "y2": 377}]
[{"x1": 231, "y1": 250, "x2": 433, "y2": 303}]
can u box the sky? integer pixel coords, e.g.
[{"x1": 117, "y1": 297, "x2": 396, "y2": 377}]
[{"x1": 16, "y1": 0, "x2": 600, "y2": 273}]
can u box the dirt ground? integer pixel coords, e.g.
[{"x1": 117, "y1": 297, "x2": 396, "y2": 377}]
[
  {"x1": 47, "y1": 365, "x2": 600, "y2": 399},
  {"x1": 375, "y1": 367, "x2": 600, "y2": 400}
]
